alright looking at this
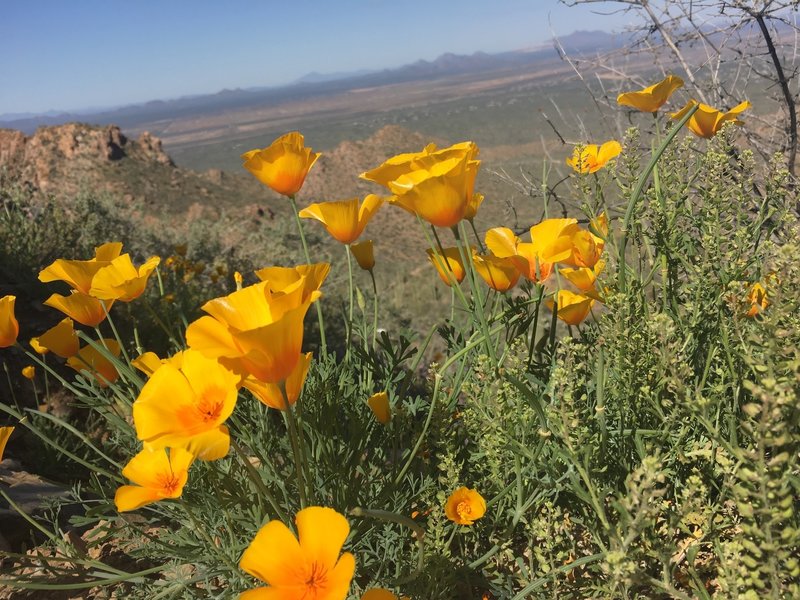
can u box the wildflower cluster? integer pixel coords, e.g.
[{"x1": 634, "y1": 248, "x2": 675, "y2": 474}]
[{"x1": 1, "y1": 73, "x2": 795, "y2": 600}]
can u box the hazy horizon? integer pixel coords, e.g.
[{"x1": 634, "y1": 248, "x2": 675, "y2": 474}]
[{"x1": 1, "y1": 1, "x2": 634, "y2": 117}]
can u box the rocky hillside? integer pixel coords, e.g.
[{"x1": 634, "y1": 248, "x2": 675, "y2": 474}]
[
  {"x1": 0, "y1": 123, "x2": 266, "y2": 215},
  {"x1": 0, "y1": 122, "x2": 530, "y2": 302}
]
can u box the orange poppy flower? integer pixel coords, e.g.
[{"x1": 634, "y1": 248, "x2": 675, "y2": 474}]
[
  {"x1": 67, "y1": 339, "x2": 121, "y2": 387},
  {"x1": 242, "y1": 132, "x2": 320, "y2": 196},
  {"x1": 240, "y1": 506, "x2": 355, "y2": 600},
  {"x1": 90, "y1": 254, "x2": 160, "y2": 302},
  {"x1": 242, "y1": 352, "x2": 312, "y2": 410},
  {"x1": 367, "y1": 391, "x2": 391, "y2": 424},
  {"x1": 617, "y1": 75, "x2": 684, "y2": 113},
  {"x1": 0, "y1": 295, "x2": 19, "y2": 348},
  {"x1": 114, "y1": 446, "x2": 194, "y2": 512},
  {"x1": 566, "y1": 141, "x2": 622, "y2": 174},
  {"x1": 38, "y1": 242, "x2": 123, "y2": 294},
  {"x1": 445, "y1": 487, "x2": 486, "y2": 525},
  {"x1": 671, "y1": 100, "x2": 751, "y2": 138},
  {"x1": 30, "y1": 318, "x2": 80, "y2": 358},
  {"x1": 350, "y1": 240, "x2": 375, "y2": 271},
  {"x1": 298, "y1": 194, "x2": 383, "y2": 244}
]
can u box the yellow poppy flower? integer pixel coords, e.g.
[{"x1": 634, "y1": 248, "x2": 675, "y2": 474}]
[
  {"x1": 362, "y1": 141, "x2": 480, "y2": 228},
  {"x1": 746, "y1": 282, "x2": 768, "y2": 317},
  {"x1": 0, "y1": 426, "x2": 14, "y2": 462},
  {"x1": 67, "y1": 340, "x2": 121, "y2": 387},
  {"x1": 387, "y1": 152, "x2": 479, "y2": 228},
  {"x1": 617, "y1": 75, "x2": 684, "y2": 112},
  {"x1": 566, "y1": 141, "x2": 622, "y2": 174},
  {"x1": 548, "y1": 290, "x2": 595, "y2": 325},
  {"x1": 298, "y1": 194, "x2": 384, "y2": 245},
  {"x1": 560, "y1": 260, "x2": 605, "y2": 296},
  {"x1": 360, "y1": 141, "x2": 473, "y2": 187},
  {"x1": 464, "y1": 191, "x2": 484, "y2": 221},
  {"x1": 132, "y1": 349, "x2": 239, "y2": 460},
  {"x1": 485, "y1": 227, "x2": 520, "y2": 258},
  {"x1": 671, "y1": 100, "x2": 751, "y2": 138},
  {"x1": 350, "y1": 240, "x2": 375, "y2": 271},
  {"x1": 242, "y1": 131, "x2": 320, "y2": 197},
  {"x1": 243, "y1": 352, "x2": 312, "y2": 410},
  {"x1": 254, "y1": 263, "x2": 331, "y2": 298},
  {"x1": 38, "y1": 242, "x2": 123, "y2": 294},
  {"x1": 445, "y1": 487, "x2": 486, "y2": 525},
  {"x1": 240, "y1": 506, "x2": 355, "y2": 600},
  {"x1": 359, "y1": 142, "x2": 439, "y2": 185},
  {"x1": 509, "y1": 243, "x2": 554, "y2": 283},
  {"x1": 186, "y1": 278, "x2": 321, "y2": 384},
  {"x1": 427, "y1": 247, "x2": 472, "y2": 286},
  {"x1": 114, "y1": 446, "x2": 194, "y2": 512},
  {"x1": 21, "y1": 366, "x2": 35, "y2": 380},
  {"x1": 564, "y1": 229, "x2": 602, "y2": 269},
  {"x1": 131, "y1": 350, "x2": 184, "y2": 377},
  {"x1": 485, "y1": 228, "x2": 552, "y2": 283},
  {"x1": 44, "y1": 292, "x2": 112, "y2": 327},
  {"x1": 30, "y1": 318, "x2": 79, "y2": 359},
  {"x1": 473, "y1": 255, "x2": 520, "y2": 292},
  {"x1": 530, "y1": 218, "x2": 580, "y2": 264},
  {"x1": 367, "y1": 391, "x2": 391, "y2": 424},
  {"x1": 0, "y1": 295, "x2": 19, "y2": 348},
  {"x1": 90, "y1": 254, "x2": 161, "y2": 302}
]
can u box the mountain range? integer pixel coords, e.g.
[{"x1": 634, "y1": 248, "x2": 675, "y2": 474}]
[{"x1": 0, "y1": 30, "x2": 621, "y2": 134}]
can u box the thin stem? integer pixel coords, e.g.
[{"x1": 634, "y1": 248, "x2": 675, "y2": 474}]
[
  {"x1": 350, "y1": 507, "x2": 425, "y2": 585},
  {"x1": 288, "y1": 194, "x2": 326, "y2": 354},
  {"x1": 417, "y1": 218, "x2": 470, "y2": 311},
  {"x1": 179, "y1": 499, "x2": 239, "y2": 573},
  {"x1": 280, "y1": 380, "x2": 308, "y2": 508},
  {"x1": 468, "y1": 219, "x2": 486, "y2": 253},
  {"x1": 229, "y1": 439, "x2": 289, "y2": 522},
  {"x1": 101, "y1": 302, "x2": 131, "y2": 366},
  {"x1": 345, "y1": 244, "x2": 354, "y2": 360},
  {"x1": 618, "y1": 104, "x2": 698, "y2": 293},
  {"x1": 527, "y1": 284, "x2": 545, "y2": 369},
  {"x1": 369, "y1": 270, "x2": 379, "y2": 349},
  {"x1": 454, "y1": 222, "x2": 497, "y2": 366}
]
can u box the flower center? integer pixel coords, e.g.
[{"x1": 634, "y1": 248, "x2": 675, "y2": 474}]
[
  {"x1": 196, "y1": 387, "x2": 225, "y2": 423},
  {"x1": 305, "y1": 561, "x2": 327, "y2": 593},
  {"x1": 457, "y1": 500, "x2": 472, "y2": 520},
  {"x1": 159, "y1": 474, "x2": 180, "y2": 495}
]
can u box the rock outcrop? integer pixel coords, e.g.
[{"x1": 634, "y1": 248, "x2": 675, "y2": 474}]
[{"x1": 0, "y1": 123, "x2": 173, "y2": 197}]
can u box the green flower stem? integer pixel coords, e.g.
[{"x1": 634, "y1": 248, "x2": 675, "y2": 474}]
[
  {"x1": 229, "y1": 439, "x2": 289, "y2": 523},
  {"x1": 18, "y1": 344, "x2": 90, "y2": 401},
  {"x1": 2, "y1": 361, "x2": 19, "y2": 411},
  {"x1": 350, "y1": 507, "x2": 425, "y2": 585},
  {"x1": 455, "y1": 222, "x2": 497, "y2": 366},
  {"x1": 142, "y1": 298, "x2": 181, "y2": 349},
  {"x1": 179, "y1": 499, "x2": 239, "y2": 573},
  {"x1": 393, "y1": 315, "x2": 521, "y2": 487},
  {"x1": 369, "y1": 269, "x2": 379, "y2": 349},
  {"x1": 288, "y1": 194, "x2": 327, "y2": 354},
  {"x1": 526, "y1": 284, "x2": 545, "y2": 369},
  {"x1": 280, "y1": 380, "x2": 309, "y2": 508},
  {"x1": 618, "y1": 103, "x2": 698, "y2": 292},
  {"x1": 468, "y1": 218, "x2": 486, "y2": 253},
  {"x1": 511, "y1": 552, "x2": 606, "y2": 599},
  {"x1": 345, "y1": 244, "x2": 354, "y2": 360},
  {"x1": 0, "y1": 565, "x2": 168, "y2": 591},
  {"x1": 42, "y1": 353, "x2": 50, "y2": 400},
  {"x1": 100, "y1": 302, "x2": 131, "y2": 366},
  {"x1": 418, "y1": 218, "x2": 470, "y2": 312},
  {"x1": 0, "y1": 402, "x2": 123, "y2": 482}
]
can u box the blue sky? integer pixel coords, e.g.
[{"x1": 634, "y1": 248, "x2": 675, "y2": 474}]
[{"x1": 1, "y1": 1, "x2": 632, "y2": 115}]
